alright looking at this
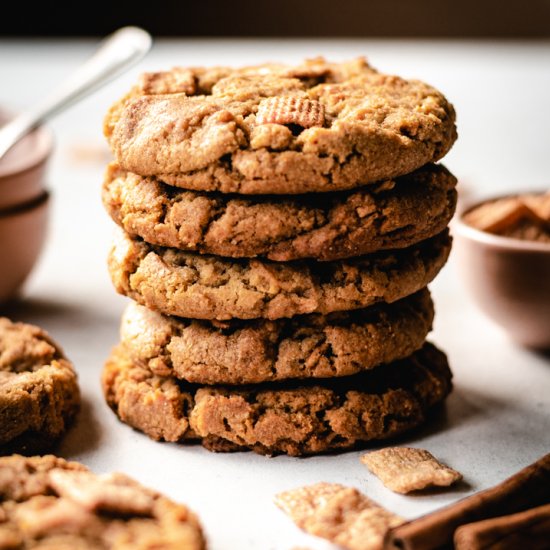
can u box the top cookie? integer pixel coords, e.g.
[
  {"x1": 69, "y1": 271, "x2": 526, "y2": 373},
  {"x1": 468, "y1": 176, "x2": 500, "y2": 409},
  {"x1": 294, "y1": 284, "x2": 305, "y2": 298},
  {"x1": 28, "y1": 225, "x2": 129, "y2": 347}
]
[{"x1": 104, "y1": 57, "x2": 457, "y2": 195}]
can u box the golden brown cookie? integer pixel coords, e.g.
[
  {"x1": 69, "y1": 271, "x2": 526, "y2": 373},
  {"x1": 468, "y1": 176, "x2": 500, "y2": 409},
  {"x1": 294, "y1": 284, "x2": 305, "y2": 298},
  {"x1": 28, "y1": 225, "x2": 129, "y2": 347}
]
[
  {"x1": 0, "y1": 454, "x2": 206, "y2": 548},
  {"x1": 108, "y1": 230, "x2": 451, "y2": 321},
  {"x1": 0, "y1": 318, "x2": 80, "y2": 455},
  {"x1": 120, "y1": 290, "x2": 434, "y2": 385},
  {"x1": 104, "y1": 58, "x2": 457, "y2": 195},
  {"x1": 103, "y1": 163, "x2": 457, "y2": 261},
  {"x1": 102, "y1": 342, "x2": 453, "y2": 457}
]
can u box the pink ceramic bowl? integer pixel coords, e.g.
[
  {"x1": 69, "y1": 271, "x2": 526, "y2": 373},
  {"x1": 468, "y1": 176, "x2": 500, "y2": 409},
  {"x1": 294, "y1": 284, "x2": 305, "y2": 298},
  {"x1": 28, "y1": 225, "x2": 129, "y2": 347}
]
[
  {"x1": 453, "y1": 195, "x2": 550, "y2": 349},
  {"x1": 0, "y1": 109, "x2": 53, "y2": 304},
  {"x1": 0, "y1": 109, "x2": 53, "y2": 211},
  {"x1": 0, "y1": 193, "x2": 50, "y2": 304}
]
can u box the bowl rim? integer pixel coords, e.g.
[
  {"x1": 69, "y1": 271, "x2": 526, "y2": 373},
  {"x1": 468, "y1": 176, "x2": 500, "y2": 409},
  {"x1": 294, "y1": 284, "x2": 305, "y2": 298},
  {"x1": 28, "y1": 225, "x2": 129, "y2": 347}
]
[
  {"x1": 0, "y1": 191, "x2": 50, "y2": 219},
  {"x1": 454, "y1": 191, "x2": 550, "y2": 253},
  {"x1": 0, "y1": 108, "x2": 54, "y2": 179}
]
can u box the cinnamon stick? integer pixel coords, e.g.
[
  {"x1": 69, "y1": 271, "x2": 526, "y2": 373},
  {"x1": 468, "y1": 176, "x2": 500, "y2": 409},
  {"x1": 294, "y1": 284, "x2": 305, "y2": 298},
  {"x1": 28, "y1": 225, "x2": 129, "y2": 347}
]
[
  {"x1": 384, "y1": 453, "x2": 550, "y2": 550},
  {"x1": 454, "y1": 503, "x2": 550, "y2": 550}
]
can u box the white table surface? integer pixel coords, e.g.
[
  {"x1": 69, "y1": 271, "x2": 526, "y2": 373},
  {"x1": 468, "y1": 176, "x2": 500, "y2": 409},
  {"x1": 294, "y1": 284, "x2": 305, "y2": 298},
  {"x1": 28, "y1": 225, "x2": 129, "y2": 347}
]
[{"x1": 1, "y1": 38, "x2": 549, "y2": 549}]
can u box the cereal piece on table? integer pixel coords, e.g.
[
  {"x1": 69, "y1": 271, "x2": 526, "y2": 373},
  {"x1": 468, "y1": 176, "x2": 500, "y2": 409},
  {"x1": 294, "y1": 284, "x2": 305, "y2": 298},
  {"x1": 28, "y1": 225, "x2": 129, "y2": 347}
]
[
  {"x1": 275, "y1": 482, "x2": 403, "y2": 550},
  {"x1": 360, "y1": 447, "x2": 462, "y2": 494}
]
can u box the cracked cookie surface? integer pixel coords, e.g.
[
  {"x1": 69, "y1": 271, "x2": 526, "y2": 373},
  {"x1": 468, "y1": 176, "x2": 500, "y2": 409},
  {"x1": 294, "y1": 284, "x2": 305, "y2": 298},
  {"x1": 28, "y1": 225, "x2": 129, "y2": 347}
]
[
  {"x1": 103, "y1": 163, "x2": 457, "y2": 261},
  {"x1": 0, "y1": 319, "x2": 80, "y2": 455},
  {"x1": 0, "y1": 454, "x2": 206, "y2": 549},
  {"x1": 120, "y1": 290, "x2": 433, "y2": 384},
  {"x1": 102, "y1": 342, "x2": 453, "y2": 457},
  {"x1": 104, "y1": 57, "x2": 457, "y2": 195},
  {"x1": 108, "y1": 230, "x2": 451, "y2": 321}
]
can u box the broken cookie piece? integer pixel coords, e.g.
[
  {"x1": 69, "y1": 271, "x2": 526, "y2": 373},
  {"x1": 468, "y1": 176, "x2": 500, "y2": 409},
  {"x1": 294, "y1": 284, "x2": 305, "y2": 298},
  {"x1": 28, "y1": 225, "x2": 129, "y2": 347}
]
[
  {"x1": 360, "y1": 447, "x2": 462, "y2": 494},
  {"x1": 275, "y1": 482, "x2": 403, "y2": 550}
]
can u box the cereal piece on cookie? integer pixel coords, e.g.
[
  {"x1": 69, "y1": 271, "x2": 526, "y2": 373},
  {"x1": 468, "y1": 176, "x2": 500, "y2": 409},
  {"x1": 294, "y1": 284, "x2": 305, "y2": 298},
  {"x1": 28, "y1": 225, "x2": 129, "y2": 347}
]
[
  {"x1": 0, "y1": 455, "x2": 206, "y2": 548},
  {"x1": 0, "y1": 318, "x2": 80, "y2": 454},
  {"x1": 140, "y1": 67, "x2": 197, "y2": 95},
  {"x1": 360, "y1": 447, "x2": 462, "y2": 494},
  {"x1": 48, "y1": 469, "x2": 157, "y2": 515},
  {"x1": 256, "y1": 96, "x2": 325, "y2": 129},
  {"x1": 275, "y1": 482, "x2": 403, "y2": 550}
]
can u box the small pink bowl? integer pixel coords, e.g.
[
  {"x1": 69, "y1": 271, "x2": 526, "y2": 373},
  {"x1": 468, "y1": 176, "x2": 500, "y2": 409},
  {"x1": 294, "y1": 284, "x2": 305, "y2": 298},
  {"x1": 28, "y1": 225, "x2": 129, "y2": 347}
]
[
  {"x1": 0, "y1": 193, "x2": 50, "y2": 304},
  {"x1": 0, "y1": 109, "x2": 53, "y2": 211},
  {"x1": 0, "y1": 108, "x2": 53, "y2": 304},
  {"x1": 453, "y1": 195, "x2": 550, "y2": 349}
]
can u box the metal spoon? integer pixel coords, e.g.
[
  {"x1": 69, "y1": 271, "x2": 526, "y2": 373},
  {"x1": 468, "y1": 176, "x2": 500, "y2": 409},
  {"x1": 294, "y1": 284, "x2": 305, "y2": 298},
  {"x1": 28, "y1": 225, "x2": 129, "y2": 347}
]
[{"x1": 0, "y1": 26, "x2": 152, "y2": 160}]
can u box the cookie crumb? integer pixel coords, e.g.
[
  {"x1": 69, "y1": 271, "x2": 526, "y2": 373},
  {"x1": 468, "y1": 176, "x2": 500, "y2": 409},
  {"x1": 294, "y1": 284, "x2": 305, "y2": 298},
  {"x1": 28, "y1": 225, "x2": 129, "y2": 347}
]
[
  {"x1": 360, "y1": 447, "x2": 462, "y2": 494},
  {"x1": 275, "y1": 482, "x2": 403, "y2": 550}
]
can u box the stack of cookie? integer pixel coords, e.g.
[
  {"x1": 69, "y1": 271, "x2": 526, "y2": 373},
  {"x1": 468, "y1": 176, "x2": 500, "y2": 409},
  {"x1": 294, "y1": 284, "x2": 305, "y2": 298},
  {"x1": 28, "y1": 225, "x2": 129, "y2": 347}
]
[{"x1": 100, "y1": 58, "x2": 458, "y2": 456}]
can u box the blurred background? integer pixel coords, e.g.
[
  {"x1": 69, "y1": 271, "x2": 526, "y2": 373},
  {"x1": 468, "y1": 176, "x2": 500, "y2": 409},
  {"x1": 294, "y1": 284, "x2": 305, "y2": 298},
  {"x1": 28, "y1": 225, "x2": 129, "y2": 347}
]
[
  {"x1": 0, "y1": 6, "x2": 549, "y2": 550},
  {"x1": 2, "y1": 0, "x2": 550, "y2": 37}
]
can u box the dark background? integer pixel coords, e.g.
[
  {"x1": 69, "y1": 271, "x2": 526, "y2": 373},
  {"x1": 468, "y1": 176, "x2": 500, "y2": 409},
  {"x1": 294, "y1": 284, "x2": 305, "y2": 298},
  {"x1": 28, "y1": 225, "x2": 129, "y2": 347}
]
[{"x1": 2, "y1": 0, "x2": 550, "y2": 37}]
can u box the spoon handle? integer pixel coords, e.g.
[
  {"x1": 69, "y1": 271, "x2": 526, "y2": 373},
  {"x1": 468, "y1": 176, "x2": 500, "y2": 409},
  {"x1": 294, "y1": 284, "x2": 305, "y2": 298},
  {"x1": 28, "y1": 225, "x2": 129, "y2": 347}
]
[{"x1": 0, "y1": 26, "x2": 152, "y2": 160}]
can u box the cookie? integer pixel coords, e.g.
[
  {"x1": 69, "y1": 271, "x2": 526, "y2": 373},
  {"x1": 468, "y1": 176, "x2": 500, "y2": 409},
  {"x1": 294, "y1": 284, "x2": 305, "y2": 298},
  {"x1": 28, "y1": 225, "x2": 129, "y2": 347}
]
[
  {"x1": 108, "y1": 230, "x2": 451, "y2": 321},
  {"x1": 120, "y1": 290, "x2": 434, "y2": 385},
  {"x1": 0, "y1": 454, "x2": 206, "y2": 548},
  {"x1": 103, "y1": 163, "x2": 457, "y2": 261},
  {"x1": 104, "y1": 57, "x2": 457, "y2": 195},
  {"x1": 0, "y1": 318, "x2": 80, "y2": 455},
  {"x1": 102, "y1": 342, "x2": 453, "y2": 457}
]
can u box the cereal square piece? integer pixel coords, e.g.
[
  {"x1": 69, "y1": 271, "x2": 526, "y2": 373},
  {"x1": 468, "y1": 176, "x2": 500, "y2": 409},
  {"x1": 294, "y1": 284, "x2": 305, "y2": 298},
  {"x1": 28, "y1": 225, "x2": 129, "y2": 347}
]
[
  {"x1": 523, "y1": 192, "x2": 550, "y2": 223},
  {"x1": 275, "y1": 482, "x2": 403, "y2": 550},
  {"x1": 463, "y1": 197, "x2": 533, "y2": 234},
  {"x1": 256, "y1": 96, "x2": 325, "y2": 128},
  {"x1": 360, "y1": 447, "x2": 462, "y2": 494},
  {"x1": 48, "y1": 469, "x2": 156, "y2": 516}
]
